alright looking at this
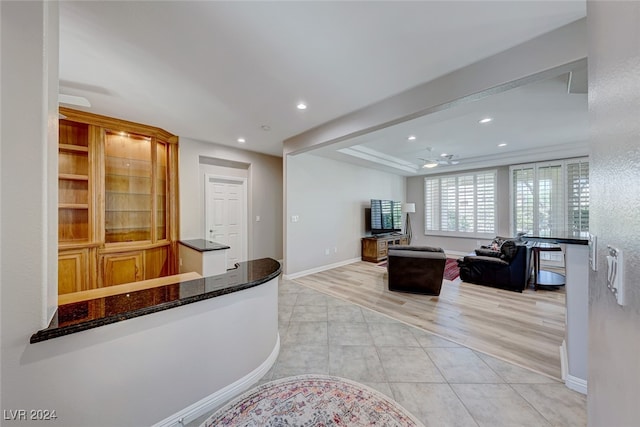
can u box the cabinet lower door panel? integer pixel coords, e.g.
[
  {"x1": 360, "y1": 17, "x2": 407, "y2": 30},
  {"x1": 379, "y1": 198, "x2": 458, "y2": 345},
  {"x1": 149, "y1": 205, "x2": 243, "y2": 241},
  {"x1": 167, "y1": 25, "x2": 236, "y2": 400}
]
[
  {"x1": 101, "y1": 252, "x2": 144, "y2": 287},
  {"x1": 58, "y1": 249, "x2": 88, "y2": 294},
  {"x1": 144, "y1": 245, "x2": 169, "y2": 279}
]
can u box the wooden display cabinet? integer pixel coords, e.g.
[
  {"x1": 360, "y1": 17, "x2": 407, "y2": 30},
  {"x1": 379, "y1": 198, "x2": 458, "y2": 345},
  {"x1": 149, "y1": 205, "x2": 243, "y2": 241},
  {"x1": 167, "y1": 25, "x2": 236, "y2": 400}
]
[
  {"x1": 361, "y1": 234, "x2": 410, "y2": 263},
  {"x1": 58, "y1": 108, "x2": 179, "y2": 295}
]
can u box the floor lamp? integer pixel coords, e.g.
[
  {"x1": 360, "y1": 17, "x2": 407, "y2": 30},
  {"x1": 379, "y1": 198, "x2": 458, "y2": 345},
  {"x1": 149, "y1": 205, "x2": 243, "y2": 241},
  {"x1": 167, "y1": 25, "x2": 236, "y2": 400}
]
[{"x1": 403, "y1": 203, "x2": 415, "y2": 244}]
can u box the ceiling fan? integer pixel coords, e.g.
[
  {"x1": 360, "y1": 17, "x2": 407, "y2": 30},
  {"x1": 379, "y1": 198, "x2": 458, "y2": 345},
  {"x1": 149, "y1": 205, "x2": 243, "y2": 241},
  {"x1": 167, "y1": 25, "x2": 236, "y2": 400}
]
[{"x1": 418, "y1": 148, "x2": 460, "y2": 169}]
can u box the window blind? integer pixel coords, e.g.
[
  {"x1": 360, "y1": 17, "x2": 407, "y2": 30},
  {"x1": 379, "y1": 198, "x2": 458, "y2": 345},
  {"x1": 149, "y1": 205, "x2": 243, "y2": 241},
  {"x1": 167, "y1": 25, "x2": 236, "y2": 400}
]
[
  {"x1": 425, "y1": 170, "x2": 496, "y2": 235},
  {"x1": 511, "y1": 157, "x2": 589, "y2": 236},
  {"x1": 537, "y1": 164, "x2": 564, "y2": 237},
  {"x1": 567, "y1": 160, "x2": 589, "y2": 233},
  {"x1": 513, "y1": 167, "x2": 535, "y2": 235}
]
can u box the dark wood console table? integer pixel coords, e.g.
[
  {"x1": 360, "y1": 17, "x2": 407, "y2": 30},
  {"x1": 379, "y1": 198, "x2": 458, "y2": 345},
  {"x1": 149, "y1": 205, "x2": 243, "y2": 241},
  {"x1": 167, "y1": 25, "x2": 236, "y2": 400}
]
[
  {"x1": 530, "y1": 241, "x2": 565, "y2": 290},
  {"x1": 361, "y1": 234, "x2": 409, "y2": 262}
]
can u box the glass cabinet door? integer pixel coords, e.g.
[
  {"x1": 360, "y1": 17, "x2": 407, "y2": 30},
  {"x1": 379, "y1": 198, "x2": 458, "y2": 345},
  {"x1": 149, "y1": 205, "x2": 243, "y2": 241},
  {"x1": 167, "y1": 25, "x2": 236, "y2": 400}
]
[
  {"x1": 104, "y1": 131, "x2": 152, "y2": 243},
  {"x1": 155, "y1": 141, "x2": 168, "y2": 241}
]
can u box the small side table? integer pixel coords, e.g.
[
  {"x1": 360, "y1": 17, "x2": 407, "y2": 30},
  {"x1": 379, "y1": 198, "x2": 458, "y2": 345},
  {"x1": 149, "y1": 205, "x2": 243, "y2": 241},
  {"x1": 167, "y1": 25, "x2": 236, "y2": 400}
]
[{"x1": 531, "y1": 242, "x2": 565, "y2": 290}]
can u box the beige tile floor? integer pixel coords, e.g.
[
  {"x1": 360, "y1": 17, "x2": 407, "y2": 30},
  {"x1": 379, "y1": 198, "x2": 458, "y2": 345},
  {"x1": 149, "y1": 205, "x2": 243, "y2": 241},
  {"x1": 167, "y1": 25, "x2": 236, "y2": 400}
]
[{"x1": 190, "y1": 278, "x2": 586, "y2": 427}]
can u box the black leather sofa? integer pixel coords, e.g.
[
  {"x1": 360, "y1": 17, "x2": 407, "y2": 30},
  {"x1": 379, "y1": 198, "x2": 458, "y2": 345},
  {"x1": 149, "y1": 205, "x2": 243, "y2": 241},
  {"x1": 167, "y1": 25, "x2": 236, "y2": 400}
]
[
  {"x1": 387, "y1": 245, "x2": 447, "y2": 295},
  {"x1": 457, "y1": 240, "x2": 532, "y2": 292}
]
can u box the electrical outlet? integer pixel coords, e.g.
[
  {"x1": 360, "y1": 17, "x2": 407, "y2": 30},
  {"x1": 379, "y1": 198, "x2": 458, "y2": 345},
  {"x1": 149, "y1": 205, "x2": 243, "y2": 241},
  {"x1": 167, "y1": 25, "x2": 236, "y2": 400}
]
[
  {"x1": 325, "y1": 248, "x2": 330, "y2": 256},
  {"x1": 334, "y1": 247, "x2": 338, "y2": 253},
  {"x1": 256, "y1": 215, "x2": 260, "y2": 222}
]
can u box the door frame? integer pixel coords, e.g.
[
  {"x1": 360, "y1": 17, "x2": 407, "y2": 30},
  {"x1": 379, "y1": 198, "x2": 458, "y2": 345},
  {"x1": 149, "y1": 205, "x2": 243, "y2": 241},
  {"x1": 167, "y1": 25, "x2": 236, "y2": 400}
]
[{"x1": 204, "y1": 173, "x2": 249, "y2": 265}]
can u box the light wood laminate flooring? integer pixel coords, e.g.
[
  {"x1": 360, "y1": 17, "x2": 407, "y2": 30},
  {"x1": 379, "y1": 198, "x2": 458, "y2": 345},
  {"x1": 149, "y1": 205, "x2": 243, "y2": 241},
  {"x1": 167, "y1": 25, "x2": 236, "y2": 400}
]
[{"x1": 292, "y1": 260, "x2": 566, "y2": 380}]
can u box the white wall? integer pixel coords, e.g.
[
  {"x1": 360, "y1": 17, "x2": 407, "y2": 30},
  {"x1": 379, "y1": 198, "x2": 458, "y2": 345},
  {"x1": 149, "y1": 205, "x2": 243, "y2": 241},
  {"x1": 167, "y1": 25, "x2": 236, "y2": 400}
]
[
  {"x1": 587, "y1": 2, "x2": 640, "y2": 425},
  {"x1": 179, "y1": 137, "x2": 283, "y2": 260},
  {"x1": 285, "y1": 153, "x2": 404, "y2": 275},
  {"x1": 13, "y1": 278, "x2": 278, "y2": 427}
]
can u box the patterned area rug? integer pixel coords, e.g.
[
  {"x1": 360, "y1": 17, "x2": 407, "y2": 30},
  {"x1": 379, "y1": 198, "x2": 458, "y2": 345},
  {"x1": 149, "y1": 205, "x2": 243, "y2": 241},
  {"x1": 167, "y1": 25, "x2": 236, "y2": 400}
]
[
  {"x1": 201, "y1": 374, "x2": 424, "y2": 426},
  {"x1": 443, "y1": 258, "x2": 461, "y2": 281}
]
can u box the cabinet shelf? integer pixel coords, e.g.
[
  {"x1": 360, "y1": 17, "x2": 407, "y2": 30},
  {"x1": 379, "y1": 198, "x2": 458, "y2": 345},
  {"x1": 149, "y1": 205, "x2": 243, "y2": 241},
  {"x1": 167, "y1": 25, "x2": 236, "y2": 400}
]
[
  {"x1": 105, "y1": 209, "x2": 152, "y2": 213},
  {"x1": 59, "y1": 203, "x2": 89, "y2": 209},
  {"x1": 106, "y1": 226, "x2": 152, "y2": 231},
  {"x1": 59, "y1": 173, "x2": 89, "y2": 181},
  {"x1": 105, "y1": 173, "x2": 151, "y2": 180},
  {"x1": 59, "y1": 144, "x2": 89, "y2": 153},
  {"x1": 105, "y1": 191, "x2": 151, "y2": 196}
]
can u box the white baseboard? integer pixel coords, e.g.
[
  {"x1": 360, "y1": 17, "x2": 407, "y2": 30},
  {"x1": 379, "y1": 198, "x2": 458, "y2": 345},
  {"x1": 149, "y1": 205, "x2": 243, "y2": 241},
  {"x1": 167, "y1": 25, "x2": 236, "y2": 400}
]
[
  {"x1": 283, "y1": 257, "x2": 361, "y2": 280},
  {"x1": 560, "y1": 341, "x2": 568, "y2": 381},
  {"x1": 560, "y1": 340, "x2": 587, "y2": 395},
  {"x1": 566, "y1": 374, "x2": 588, "y2": 395},
  {"x1": 152, "y1": 334, "x2": 281, "y2": 427}
]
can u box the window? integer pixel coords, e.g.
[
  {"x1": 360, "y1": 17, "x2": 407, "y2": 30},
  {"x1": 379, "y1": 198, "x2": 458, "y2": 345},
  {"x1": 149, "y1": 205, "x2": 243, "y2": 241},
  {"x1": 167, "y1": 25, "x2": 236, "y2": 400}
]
[
  {"x1": 424, "y1": 170, "x2": 496, "y2": 236},
  {"x1": 510, "y1": 158, "x2": 589, "y2": 236},
  {"x1": 567, "y1": 161, "x2": 589, "y2": 233}
]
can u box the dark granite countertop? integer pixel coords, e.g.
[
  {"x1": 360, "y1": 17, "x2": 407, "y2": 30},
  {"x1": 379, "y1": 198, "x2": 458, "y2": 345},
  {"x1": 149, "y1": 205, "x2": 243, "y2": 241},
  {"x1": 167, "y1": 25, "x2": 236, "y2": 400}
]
[
  {"x1": 31, "y1": 258, "x2": 281, "y2": 344},
  {"x1": 179, "y1": 239, "x2": 231, "y2": 252},
  {"x1": 522, "y1": 233, "x2": 589, "y2": 245}
]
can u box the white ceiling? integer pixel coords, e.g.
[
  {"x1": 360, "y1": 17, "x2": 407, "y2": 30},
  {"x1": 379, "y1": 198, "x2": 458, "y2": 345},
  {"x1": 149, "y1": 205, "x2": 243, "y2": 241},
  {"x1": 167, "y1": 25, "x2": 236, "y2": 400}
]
[
  {"x1": 59, "y1": 1, "x2": 587, "y2": 169},
  {"x1": 311, "y1": 71, "x2": 588, "y2": 175}
]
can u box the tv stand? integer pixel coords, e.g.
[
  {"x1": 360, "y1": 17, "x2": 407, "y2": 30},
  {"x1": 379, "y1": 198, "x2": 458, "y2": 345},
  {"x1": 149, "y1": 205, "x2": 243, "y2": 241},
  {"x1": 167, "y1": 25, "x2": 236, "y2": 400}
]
[{"x1": 361, "y1": 234, "x2": 409, "y2": 263}]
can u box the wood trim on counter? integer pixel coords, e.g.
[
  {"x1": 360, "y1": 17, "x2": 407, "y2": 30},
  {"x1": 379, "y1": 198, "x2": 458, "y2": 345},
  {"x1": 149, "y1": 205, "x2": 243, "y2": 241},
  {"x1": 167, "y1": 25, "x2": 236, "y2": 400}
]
[{"x1": 59, "y1": 271, "x2": 202, "y2": 305}]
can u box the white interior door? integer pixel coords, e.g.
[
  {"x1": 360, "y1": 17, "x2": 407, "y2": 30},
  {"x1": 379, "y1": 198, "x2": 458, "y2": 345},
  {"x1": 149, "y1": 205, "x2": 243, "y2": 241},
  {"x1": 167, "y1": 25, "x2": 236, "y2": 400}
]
[{"x1": 205, "y1": 175, "x2": 247, "y2": 269}]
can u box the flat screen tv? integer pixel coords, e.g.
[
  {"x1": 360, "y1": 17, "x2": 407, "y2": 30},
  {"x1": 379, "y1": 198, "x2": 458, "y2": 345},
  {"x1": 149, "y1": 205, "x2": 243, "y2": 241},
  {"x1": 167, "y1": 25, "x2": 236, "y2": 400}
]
[{"x1": 369, "y1": 199, "x2": 402, "y2": 235}]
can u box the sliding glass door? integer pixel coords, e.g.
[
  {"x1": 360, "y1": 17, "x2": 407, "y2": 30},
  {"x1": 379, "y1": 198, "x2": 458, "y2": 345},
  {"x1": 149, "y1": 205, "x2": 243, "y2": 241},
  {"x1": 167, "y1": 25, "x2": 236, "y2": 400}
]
[{"x1": 511, "y1": 158, "x2": 589, "y2": 237}]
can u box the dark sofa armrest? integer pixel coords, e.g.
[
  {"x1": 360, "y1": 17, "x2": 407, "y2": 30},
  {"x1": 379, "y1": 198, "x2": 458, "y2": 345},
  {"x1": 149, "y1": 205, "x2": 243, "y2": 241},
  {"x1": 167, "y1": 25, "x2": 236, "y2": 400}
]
[
  {"x1": 462, "y1": 255, "x2": 509, "y2": 267},
  {"x1": 390, "y1": 245, "x2": 443, "y2": 253},
  {"x1": 389, "y1": 248, "x2": 446, "y2": 260},
  {"x1": 474, "y1": 248, "x2": 501, "y2": 258}
]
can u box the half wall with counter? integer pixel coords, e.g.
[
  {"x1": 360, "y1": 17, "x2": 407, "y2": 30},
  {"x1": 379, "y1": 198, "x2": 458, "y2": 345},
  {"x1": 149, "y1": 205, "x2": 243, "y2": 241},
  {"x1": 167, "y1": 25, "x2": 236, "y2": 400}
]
[
  {"x1": 523, "y1": 234, "x2": 589, "y2": 394},
  {"x1": 28, "y1": 258, "x2": 280, "y2": 427},
  {"x1": 179, "y1": 239, "x2": 230, "y2": 277}
]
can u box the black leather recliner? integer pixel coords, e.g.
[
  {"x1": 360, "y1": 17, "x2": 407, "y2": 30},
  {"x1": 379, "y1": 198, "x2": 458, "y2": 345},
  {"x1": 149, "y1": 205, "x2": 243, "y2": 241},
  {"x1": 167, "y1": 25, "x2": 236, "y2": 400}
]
[
  {"x1": 457, "y1": 240, "x2": 532, "y2": 292},
  {"x1": 387, "y1": 245, "x2": 447, "y2": 295}
]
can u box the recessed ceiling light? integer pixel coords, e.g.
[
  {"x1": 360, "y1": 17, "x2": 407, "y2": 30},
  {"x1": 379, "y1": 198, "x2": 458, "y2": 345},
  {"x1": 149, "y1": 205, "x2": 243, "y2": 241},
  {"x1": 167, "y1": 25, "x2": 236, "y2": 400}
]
[
  {"x1": 297, "y1": 102, "x2": 307, "y2": 110},
  {"x1": 498, "y1": 142, "x2": 507, "y2": 147},
  {"x1": 440, "y1": 153, "x2": 448, "y2": 157},
  {"x1": 407, "y1": 135, "x2": 416, "y2": 141},
  {"x1": 261, "y1": 125, "x2": 271, "y2": 131},
  {"x1": 479, "y1": 117, "x2": 493, "y2": 124},
  {"x1": 237, "y1": 138, "x2": 246, "y2": 144}
]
